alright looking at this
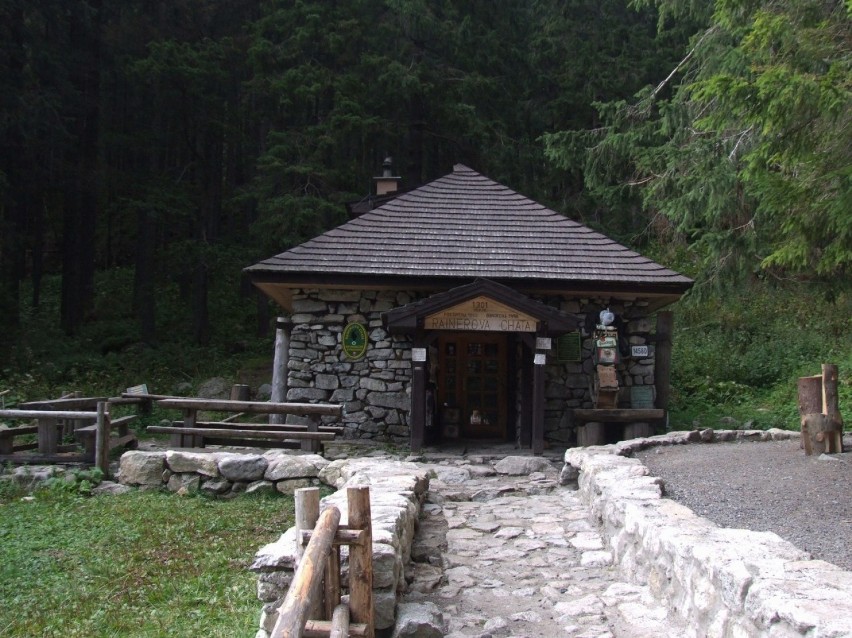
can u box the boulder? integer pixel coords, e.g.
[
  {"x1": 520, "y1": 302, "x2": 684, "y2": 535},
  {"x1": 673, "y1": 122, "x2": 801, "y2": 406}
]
[
  {"x1": 119, "y1": 451, "x2": 166, "y2": 486},
  {"x1": 166, "y1": 450, "x2": 220, "y2": 477},
  {"x1": 167, "y1": 473, "x2": 201, "y2": 493},
  {"x1": 265, "y1": 455, "x2": 322, "y2": 481},
  {"x1": 493, "y1": 455, "x2": 556, "y2": 476},
  {"x1": 196, "y1": 377, "x2": 231, "y2": 399},
  {"x1": 391, "y1": 602, "x2": 447, "y2": 638},
  {"x1": 219, "y1": 454, "x2": 268, "y2": 482}
]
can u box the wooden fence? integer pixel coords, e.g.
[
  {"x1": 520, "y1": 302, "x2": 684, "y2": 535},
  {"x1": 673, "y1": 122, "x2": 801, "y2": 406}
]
[
  {"x1": 147, "y1": 398, "x2": 343, "y2": 452},
  {"x1": 0, "y1": 401, "x2": 135, "y2": 477},
  {"x1": 272, "y1": 486, "x2": 374, "y2": 638}
]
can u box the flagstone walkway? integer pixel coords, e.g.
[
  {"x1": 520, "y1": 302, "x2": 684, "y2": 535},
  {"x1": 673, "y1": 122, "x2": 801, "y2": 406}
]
[{"x1": 401, "y1": 452, "x2": 687, "y2": 638}]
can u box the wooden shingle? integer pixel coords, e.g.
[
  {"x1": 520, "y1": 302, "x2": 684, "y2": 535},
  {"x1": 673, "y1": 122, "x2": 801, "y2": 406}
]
[{"x1": 245, "y1": 164, "x2": 693, "y2": 295}]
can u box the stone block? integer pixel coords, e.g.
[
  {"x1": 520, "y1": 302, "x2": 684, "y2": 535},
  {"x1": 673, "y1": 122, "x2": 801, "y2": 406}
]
[
  {"x1": 166, "y1": 450, "x2": 220, "y2": 477},
  {"x1": 265, "y1": 455, "x2": 322, "y2": 481},
  {"x1": 391, "y1": 602, "x2": 447, "y2": 638},
  {"x1": 218, "y1": 454, "x2": 268, "y2": 482},
  {"x1": 286, "y1": 387, "x2": 329, "y2": 402},
  {"x1": 119, "y1": 451, "x2": 166, "y2": 486}
]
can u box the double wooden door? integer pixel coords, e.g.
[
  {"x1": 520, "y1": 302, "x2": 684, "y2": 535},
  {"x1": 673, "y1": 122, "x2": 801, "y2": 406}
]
[{"x1": 437, "y1": 333, "x2": 507, "y2": 438}]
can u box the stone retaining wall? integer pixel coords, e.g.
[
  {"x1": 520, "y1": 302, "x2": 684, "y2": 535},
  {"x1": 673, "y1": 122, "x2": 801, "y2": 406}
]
[
  {"x1": 249, "y1": 457, "x2": 430, "y2": 636},
  {"x1": 118, "y1": 449, "x2": 330, "y2": 495},
  {"x1": 562, "y1": 429, "x2": 852, "y2": 637}
]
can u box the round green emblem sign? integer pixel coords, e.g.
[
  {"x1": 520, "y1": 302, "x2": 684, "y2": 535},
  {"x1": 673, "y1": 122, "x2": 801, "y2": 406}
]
[{"x1": 342, "y1": 322, "x2": 368, "y2": 360}]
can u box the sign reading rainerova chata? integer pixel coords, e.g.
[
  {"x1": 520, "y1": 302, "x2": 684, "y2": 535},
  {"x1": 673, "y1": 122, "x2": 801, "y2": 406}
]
[{"x1": 425, "y1": 296, "x2": 537, "y2": 332}]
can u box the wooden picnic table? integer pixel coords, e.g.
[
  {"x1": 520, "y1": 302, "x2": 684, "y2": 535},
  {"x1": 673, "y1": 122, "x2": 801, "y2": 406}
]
[{"x1": 0, "y1": 409, "x2": 98, "y2": 454}]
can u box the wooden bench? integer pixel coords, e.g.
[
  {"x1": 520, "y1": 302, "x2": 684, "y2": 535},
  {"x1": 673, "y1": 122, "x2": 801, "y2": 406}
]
[
  {"x1": 0, "y1": 404, "x2": 137, "y2": 476},
  {"x1": 148, "y1": 398, "x2": 343, "y2": 452},
  {"x1": 573, "y1": 408, "x2": 665, "y2": 446},
  {"x1": 74, "y1": 415, "x2": 139, "y2": 464}
]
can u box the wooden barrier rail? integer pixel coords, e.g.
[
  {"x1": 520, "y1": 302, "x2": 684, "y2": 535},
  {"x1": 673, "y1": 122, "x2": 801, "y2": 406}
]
[
  {"x1": 0, "y1": 402, "x2": 135, "y2": 477},
  {"x1": 149, "y1": 398, "x2": 343, "y2": 452},
  {"x1": 272, "y1": 487, "x2": 374, "y2": 638}
]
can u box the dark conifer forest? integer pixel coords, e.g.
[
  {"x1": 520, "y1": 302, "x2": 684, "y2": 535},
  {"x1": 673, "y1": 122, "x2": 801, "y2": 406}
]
[{"x1": 0, "y1": 1, "x2": 848, "y2": 418}]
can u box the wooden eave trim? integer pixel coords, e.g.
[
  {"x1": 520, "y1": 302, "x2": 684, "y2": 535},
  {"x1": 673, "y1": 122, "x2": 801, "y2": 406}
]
[{"x1": 245, "y1": 271, "x2": 693, "y2": 297}]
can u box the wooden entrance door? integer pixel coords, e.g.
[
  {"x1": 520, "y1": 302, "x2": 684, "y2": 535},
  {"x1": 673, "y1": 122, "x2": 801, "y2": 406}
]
[{"x1": 437, "y1": 333, "x2": 507, "y2": 438}]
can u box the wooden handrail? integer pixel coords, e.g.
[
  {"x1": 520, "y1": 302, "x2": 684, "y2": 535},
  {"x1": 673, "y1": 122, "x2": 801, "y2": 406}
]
[
  {"x1": 156, "y1": 398, "x2": 342, "y2": 417},
  {"x1": 273, "y1": 487, "x2": 374, "y2": 638},
  {"x1": 273, "y1": 506, "x2": 341, "y2": 638}
]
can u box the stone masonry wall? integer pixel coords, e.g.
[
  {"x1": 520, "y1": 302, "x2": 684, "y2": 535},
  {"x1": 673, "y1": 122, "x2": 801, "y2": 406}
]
[
  {"x1": 288, "y1": 288, "x2": 426, "y2": 444},
  {"x1": 563, "y1": 431, "x2": 852, "y2": 637},
  {"x1": 540, "y1": 296, "x2": 656, "y2": 448},
  {"x1": 288, "y1": 288, "x2": 658, "y2": 448}
]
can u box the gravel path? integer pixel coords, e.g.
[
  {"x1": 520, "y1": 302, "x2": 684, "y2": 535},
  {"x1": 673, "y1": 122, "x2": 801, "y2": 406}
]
[{"x1": 636, "y1": 436, "x2": 852, "y2": 571}]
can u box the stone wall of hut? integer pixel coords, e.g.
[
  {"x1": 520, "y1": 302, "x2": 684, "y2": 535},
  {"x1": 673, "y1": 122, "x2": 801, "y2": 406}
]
[{"x1": 286, "y1": 289, "x2": 657, "y2": 448}]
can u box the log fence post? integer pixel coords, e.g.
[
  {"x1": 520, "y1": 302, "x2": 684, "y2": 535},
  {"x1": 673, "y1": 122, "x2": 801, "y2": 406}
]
[
  {"x1": 347, "y1": 486, "x2": 374, "y2": 638},
  {"x1": 95, "y1": 401, "x2": 110, "y2": 478}
]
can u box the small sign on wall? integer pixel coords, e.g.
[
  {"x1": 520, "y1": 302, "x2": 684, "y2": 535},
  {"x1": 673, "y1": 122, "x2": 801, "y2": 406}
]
[
  {"x1": 631, "y1": 345, "x2": 650, "y2": 358},
  {"x1": 342, "y1": 322, "x2": 368, "y2": 360},
  {"x1": 534, "y1": 353, "x2": 546, "y2": 365},
  {"x1": 412, "y1": 348, "x2": 427, "y2": 362},
  {"x1": 536, "y1": 337, "x2": 552, "y2": 350}
]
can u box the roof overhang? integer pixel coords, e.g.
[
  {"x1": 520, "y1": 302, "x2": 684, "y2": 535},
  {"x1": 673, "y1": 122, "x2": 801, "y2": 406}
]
[{"x1": 246, "y1": 271, "x2": 690, "y2": 314}]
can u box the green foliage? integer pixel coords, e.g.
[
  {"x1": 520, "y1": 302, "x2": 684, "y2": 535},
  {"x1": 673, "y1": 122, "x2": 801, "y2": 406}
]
[
  {"x1": 669, "y1": 283, "x2": 852, "y2": 429},
  {"x1": 0, "y1": 489, "x2": 293, "y2": 636},
  {"x1": 545, "y1": 0, "x2": 852, "y2": 288},
  {"x1": 40, "y1": 468, "x2": 104, "y2": 497}
]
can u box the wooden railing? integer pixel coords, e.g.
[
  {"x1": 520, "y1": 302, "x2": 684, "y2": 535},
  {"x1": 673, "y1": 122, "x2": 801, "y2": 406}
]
[
  {"x1": 0, "y1": 401, "x2": 136, "y2": 477},
  {"x1": 272, "y1": 486, "x2": 374, "y2": 638},
  {"x1": 147, "y1": 398, "x2": 343, "y2": 452}
]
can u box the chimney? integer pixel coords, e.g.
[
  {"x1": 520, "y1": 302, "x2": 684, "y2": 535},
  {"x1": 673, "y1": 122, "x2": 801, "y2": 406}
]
[{"x1": 374, "y1": 156, "x2": 402, "y2": 196}]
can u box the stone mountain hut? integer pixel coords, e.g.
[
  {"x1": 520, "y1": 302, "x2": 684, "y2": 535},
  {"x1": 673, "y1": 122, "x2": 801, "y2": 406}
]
[{"x1": 245, "y1": 164, "x2": 693, "y2": 453}]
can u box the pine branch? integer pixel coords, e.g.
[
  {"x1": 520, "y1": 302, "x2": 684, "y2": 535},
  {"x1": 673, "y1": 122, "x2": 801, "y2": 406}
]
[{"x1": 650, "y1": 26, "x2": 718, "y2": 101}]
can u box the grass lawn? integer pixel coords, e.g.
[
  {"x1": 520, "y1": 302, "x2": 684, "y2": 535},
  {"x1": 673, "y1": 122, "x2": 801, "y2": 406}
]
[{"x1": 0, "y1": 487, "x2": 294, "y2": 637}]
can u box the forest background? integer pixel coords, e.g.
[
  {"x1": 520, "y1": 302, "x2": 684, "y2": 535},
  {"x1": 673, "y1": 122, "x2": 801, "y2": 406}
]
[{"x1": 0, "y1": 0, "x2": 849, "y2": 428}]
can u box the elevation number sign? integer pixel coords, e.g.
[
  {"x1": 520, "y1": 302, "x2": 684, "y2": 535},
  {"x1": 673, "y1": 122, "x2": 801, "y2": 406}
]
[
  {"x1": 425, "y1": 296, "x2": 537, "y2": 332},
  {"x1": 342, "y1": 322, "x2": 368, "y2": 360}
]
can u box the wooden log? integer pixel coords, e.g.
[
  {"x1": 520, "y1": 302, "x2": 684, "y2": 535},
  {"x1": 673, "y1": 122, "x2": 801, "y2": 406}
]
[
  {"x1": 411, "y1": 358, "x2": 426, "y2": 453},
  {"x1": 95, "y1": 402, "x2": 109, "y2": 478},
  {"x1": 303, "y1": 620, "x2": 367, "y2": 638},
  {"x1": 272, "y1": 506, "x2": 342, "y2": 638},
  {"x1": 296, "y1": 488, "x2": 321, "y2": 550},
  {"x1": 0, "y1": 409, "x2": 97, "y2": 420},
  {"x1": 822, "y1": 364, "x2": 840, "y2": 417},
  {"x1": 302, "y1": 415, "x2": 321, "y2": 452},
  {"x1": 532, "y1": 353, "x2": 545, "y2": 455},
  {"x1": 654, "y1": 311, "x2": 673, "y2": 410},
  {"x1": 146, "y1": 426, "x2": 335, "y2": 441},
  {"x1": 172, "y1": 421, "x2": 343, "y2": 434},
  {"x1": 573, "y1": 409, "x2": 665, "y2": 422},
  {"x1": 797, "y1": 375, "x2": 823, "y2": 415},
  {"x1": 798, "y1": 374, "x2": 824, "y2": 452},
  {"x1": 347, "y1": 486, "x2": 374, "y2": 638},
  {"x1": 301, "y1": 528, "x2": 366, "y2": 547},
  {"x1": 37, "y1": 417, "x2": 59, "y2": 454},
  {"x1": 329, "y1": 604, "x2": 350, "y2": 638},
  {"x1": 324, "y1": 545, "x2": 341, "y2": 620},
  {"x1": 230, "y1": 384, "x2": 251, "y2": 401},
  {"x1": 270, "y1": 317, "x2": 291, "y2": 425},
  {"x1": 0, "y1": 425, "x2": 39, "y2": 437},
  {"x1": 157, "y1": 398, "x2": 342, "y2": 417},
  {"x1": 18, "y1": 397, "x2": 108, "y2": 410}
]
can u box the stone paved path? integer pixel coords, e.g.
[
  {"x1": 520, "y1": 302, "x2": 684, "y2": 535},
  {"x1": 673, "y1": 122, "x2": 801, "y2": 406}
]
[{"x1": 401, "y1": 454, "x2": 686, "y2": 638}]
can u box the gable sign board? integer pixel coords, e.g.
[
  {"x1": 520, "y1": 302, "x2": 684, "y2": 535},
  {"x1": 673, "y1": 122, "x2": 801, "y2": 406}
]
[{"x1": 424, "y1": 296, "x2": 537, "y2": 332}]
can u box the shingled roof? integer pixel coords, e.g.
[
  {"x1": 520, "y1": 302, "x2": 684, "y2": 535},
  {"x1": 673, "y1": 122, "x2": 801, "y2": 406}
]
[{"x1": 246, "y1": 164, "x2": 692, "y2": 296}]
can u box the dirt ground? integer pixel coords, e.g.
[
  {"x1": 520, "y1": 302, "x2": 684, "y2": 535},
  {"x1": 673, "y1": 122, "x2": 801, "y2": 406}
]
[{"x1": 636, "y1": 435, "x2": 852, "y2": 571}]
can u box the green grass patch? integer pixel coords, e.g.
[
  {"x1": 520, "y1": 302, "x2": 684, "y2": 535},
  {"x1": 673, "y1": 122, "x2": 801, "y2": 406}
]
[{"x1": 0, "y1": 489, "x2": 293, "y2": 637}]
